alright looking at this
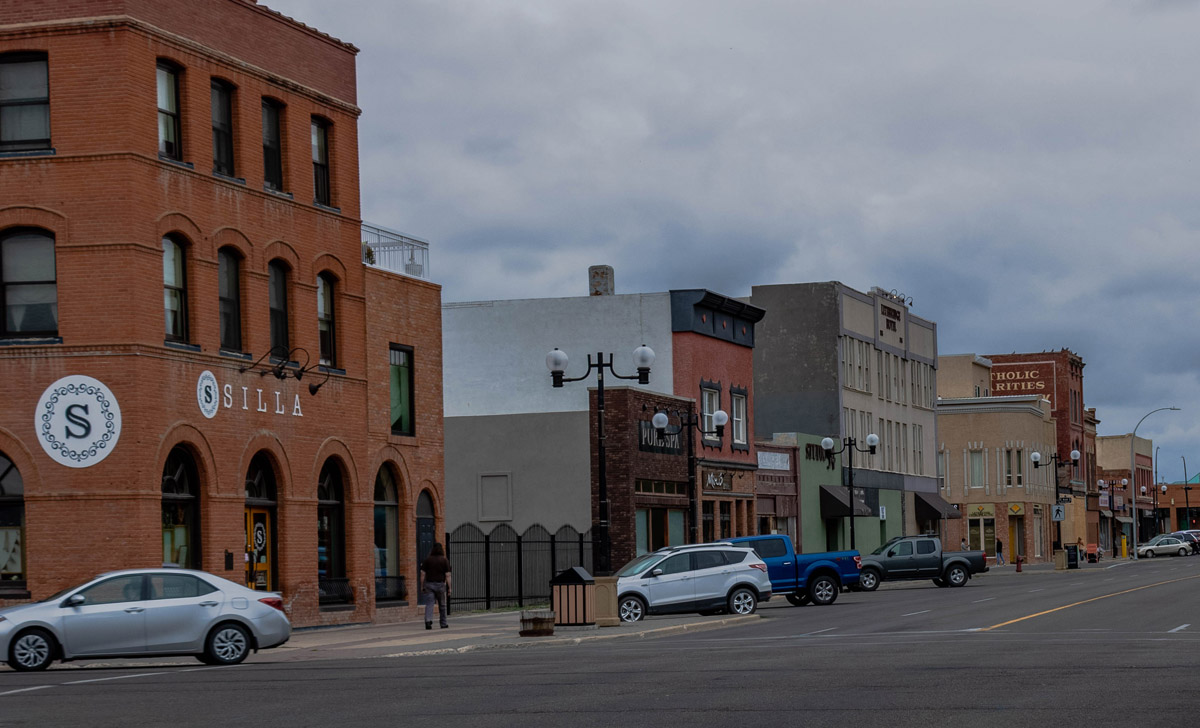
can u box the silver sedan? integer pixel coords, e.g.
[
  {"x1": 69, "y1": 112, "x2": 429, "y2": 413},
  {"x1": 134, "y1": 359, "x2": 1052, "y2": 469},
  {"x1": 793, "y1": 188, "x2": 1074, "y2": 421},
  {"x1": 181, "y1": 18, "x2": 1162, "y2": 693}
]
[
  {"x1": 0, "y1": 568, "x2": 290, "y2": 671},
  {"x1": 1136, "y1": 536, "x2": 1190, "y2": 559}
]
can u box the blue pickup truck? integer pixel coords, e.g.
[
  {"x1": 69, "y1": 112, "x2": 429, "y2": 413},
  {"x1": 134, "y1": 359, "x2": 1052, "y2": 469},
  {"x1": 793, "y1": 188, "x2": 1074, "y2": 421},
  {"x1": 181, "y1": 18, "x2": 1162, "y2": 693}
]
[{"x1": 727, "y1": 535, "x2": 860, "y2": 606}]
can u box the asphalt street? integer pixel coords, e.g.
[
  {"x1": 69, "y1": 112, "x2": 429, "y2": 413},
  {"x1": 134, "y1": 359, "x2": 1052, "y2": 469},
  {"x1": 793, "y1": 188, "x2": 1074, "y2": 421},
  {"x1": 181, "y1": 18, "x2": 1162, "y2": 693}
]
[{"x1": 3, "y1": 557, "x2": 1199, "y2": 727}]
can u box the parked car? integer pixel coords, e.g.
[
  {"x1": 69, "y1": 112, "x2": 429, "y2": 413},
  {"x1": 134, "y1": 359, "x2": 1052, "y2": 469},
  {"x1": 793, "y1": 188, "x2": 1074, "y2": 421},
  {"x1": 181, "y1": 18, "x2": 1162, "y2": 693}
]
[
  {"x1": 1137, "y1": 536, "x2": 1190, "y2": 558},
  {"x1": 726, "y1": 535, "x2": 859, "y2": 606},
  {"x1": 615, "y1": 543, "x2": 771, "y2": 622},
  {"x1": 0, "y1": 568, "x2": 291, "y2": 672},
  {"x1": 1168, "y1": 532, "x2": 1200, "y2": 554},
  {"x1": 858, "y1": 536, "x2": 989, "y2": 589}
]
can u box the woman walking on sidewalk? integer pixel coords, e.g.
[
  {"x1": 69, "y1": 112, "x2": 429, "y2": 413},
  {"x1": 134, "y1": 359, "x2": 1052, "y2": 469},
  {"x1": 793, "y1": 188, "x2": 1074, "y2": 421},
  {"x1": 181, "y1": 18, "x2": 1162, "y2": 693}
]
[{"x1": 421, "y1": 542, "x2": 452, "y2": 630}]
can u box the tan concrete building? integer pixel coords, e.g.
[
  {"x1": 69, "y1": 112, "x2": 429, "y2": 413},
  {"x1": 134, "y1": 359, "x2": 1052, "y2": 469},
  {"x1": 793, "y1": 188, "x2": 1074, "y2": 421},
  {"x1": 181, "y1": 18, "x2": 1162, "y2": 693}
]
[
  {"x1": 1096, "y1": 433, "x2": 1153, "y2": 555},
  {"x1": 937, "y1": 355, "x2": 1061, "y2": 564}
]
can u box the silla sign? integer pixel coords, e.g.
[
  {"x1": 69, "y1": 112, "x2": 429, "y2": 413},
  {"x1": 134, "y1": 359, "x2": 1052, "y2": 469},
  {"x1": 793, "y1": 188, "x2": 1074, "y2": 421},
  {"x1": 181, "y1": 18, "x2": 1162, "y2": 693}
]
[{"x1": 196, "y1": 370, "x2": 303, "y2": 420}]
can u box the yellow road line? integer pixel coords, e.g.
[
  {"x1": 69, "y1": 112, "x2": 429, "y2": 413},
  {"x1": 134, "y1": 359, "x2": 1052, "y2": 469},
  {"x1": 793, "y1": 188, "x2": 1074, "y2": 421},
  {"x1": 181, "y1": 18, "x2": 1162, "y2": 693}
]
[{"x1": 980, "y1": 574, "x2": 1200, "y2": 632}]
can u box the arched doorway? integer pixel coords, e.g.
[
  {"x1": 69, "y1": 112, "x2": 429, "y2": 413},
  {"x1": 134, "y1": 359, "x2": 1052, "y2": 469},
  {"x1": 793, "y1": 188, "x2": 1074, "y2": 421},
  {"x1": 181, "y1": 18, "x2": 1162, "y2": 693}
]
[
  {"x1": 244, "y1": 452, "x2": 278, "y2": 591},
  {"x1": 0, "y1": 451, "x2": 24, "y2": 590},
  {"x1": 416, "y1": 490, "x2": 435, "y2": 570},
  {"x1": 317, "y1": 459, "x2": 349, "y2": 604},
  {"x1": 161, "y1": 445, "x2": 200, "y2": 569},
  {"x1": 373, "y1": 466, "x2": 401, "y2": 601}
]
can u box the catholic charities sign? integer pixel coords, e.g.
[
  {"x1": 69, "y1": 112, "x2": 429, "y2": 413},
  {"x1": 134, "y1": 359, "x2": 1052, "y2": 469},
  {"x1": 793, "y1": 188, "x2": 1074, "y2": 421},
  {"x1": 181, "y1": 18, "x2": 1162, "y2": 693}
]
[{"x1": 35, "y1": 375, "x2": 122, "y2": 468}]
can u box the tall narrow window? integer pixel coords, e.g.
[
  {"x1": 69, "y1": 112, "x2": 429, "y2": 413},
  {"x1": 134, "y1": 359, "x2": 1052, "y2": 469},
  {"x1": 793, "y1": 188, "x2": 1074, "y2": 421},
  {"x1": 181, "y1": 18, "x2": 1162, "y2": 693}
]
[
  {"x1": 374, "y1": 467, "x2": 401, "y2": 601},
  {"x1": 261, "y1": 99, "x2": 283, "y2": 190},
  {"x1": 317, "y1": 460, "x2": 348, "y2": 604},
  {"x1": 268, "y1": 261, "x2": 289, "y2": 358},
  {"x1": 0, "y1": 52, "x2": 50, "y2": 152},
  {"x1": 210, "y1": 80, "x2": 234, "y2": 176},
  {"x1": 161, "y1": 446, "x2": 200, "y2": 570},
  {"x1": 217, "y1": 248, "x2": 241, "y2": 351},
  {"x1": 701, "y1": 387, "x2": 720, "y2": 440},
  {"x1": 0, "y1": 450, "x2": 25, "y2": 589},
  {"x1": 311, "y1": 117, "x2": 330, "y2": 205},
  {"x1": 316, "y1": 273, "x2": 335, "y2": 366},
  {"x1": 163, "y1": 236, "x2": 188, "y2": 342},
  {"x1": 389, "y1": 344, "x2": 414, "y2": 435},
  {"x1": 157, "y1": 62, "x2": 182, "y2": 160},
  {"x1": 970, "y1": 450, "x2": 985, "y2": 488},
  {"x1": 731, "y1": 392, "x2": 747, "y2": 445},
  {"x1": 1, "y1": 227, "x2": 57, "y2": 337}
]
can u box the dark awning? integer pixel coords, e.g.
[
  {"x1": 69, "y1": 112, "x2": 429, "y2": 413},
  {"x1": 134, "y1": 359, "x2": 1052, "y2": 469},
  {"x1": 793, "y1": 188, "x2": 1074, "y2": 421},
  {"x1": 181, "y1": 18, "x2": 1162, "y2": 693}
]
[
  {"x1": 914, "y1": 491, "x2": 963, "y2": 520},
  {"x1": 819, "y1": 485, "x2": 872, "y2": 518}
]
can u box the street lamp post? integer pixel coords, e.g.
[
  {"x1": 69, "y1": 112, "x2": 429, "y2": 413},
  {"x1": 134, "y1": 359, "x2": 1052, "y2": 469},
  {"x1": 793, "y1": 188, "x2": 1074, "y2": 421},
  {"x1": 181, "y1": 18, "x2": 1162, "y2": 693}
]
[
  {"x1": 1141, "y1": 483, "x2": 1168, "y2": 537},
  {"x1": 546, "y1": 345, "x2": 655, "y2": 575},
  {"x1": 652, "y1": 406, "x2": 728, "y2": 544},
  {"x1": 821, "y1": 434, "x2": 879, "y2": 550},
  {"x1": 1098, "y1": 478, "x2": 1127, "y2": 556},
  {"x1": 1031, "y1": 449, "x2": 1080, "y2": 552},
  {"x1": 1129, "y1": 407, "x2": 1180, "y2": 559}
]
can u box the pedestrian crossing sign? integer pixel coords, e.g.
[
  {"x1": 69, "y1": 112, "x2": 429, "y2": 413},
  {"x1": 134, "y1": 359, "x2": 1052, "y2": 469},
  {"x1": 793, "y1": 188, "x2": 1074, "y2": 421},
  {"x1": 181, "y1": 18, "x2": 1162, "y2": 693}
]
[{"x1": 1052, "y1": 504, "x2": 1066, "y2": 521}]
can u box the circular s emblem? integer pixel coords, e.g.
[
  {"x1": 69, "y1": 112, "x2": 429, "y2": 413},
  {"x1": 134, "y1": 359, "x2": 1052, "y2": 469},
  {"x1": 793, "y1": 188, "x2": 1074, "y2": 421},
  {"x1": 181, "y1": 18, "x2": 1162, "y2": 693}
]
[
  {"x1": 254, "y1": 522, "x2": 267, "y2": 551},
  {"x1": 196, "y1": 370, "x2": 219, "y2": 419},
  {"x1": 34, "y1": 375, "x2": 122, "y2": 469}
]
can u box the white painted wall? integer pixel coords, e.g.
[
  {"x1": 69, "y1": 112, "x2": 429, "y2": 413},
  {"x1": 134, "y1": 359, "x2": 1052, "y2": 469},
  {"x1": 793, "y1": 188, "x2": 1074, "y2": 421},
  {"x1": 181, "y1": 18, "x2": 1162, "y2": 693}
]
[{"x1": 443, "y1": 292, "x2": 675, "y2": 417}]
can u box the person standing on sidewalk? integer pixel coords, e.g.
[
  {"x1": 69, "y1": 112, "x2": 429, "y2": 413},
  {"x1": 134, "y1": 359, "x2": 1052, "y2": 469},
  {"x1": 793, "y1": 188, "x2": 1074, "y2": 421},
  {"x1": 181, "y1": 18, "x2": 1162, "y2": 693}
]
[
  {"x1": 995, "y1": 539, "x2": 1005, "y2": 566},
  {"x1": 420, "y1": 543, "x2": 452, "y2": 630}
]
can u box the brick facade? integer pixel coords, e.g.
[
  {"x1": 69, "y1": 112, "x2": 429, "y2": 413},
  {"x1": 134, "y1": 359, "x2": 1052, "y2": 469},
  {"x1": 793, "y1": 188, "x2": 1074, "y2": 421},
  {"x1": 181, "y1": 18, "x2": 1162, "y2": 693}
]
[{"x1": 0, "y1": 0, "x2": 443, "y2": 627}]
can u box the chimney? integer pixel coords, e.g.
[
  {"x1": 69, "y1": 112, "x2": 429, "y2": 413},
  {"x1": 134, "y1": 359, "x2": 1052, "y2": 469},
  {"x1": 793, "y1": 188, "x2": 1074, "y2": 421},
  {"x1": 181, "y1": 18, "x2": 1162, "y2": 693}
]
[{"x1": 589, "y1": 265, "x2": 614, "y2": 296}]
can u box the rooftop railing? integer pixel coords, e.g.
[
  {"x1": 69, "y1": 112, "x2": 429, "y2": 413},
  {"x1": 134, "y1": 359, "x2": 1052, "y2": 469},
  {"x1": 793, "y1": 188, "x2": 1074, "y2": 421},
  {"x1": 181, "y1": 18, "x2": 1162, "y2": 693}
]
[{"x1": 362, "y1": 222, "x2": 430, "y2": 280}]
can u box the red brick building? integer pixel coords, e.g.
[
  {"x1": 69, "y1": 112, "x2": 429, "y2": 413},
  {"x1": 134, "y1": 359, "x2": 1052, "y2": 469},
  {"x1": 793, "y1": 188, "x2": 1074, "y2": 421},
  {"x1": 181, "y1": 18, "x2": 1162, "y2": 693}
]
[{"x1": 0, "y1": 0, "x2": 443, "y2": 627}]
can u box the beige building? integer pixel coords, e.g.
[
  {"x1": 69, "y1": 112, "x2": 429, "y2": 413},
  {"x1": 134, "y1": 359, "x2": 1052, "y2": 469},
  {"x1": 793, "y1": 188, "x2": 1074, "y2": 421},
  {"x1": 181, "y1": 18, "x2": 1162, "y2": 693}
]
[
  {"x1": 936, "y1": 355, "x2": 1064, "y2": 564},
  {"x1": 1096, "y1": 433, "x2": 1153, "y2": 555}
]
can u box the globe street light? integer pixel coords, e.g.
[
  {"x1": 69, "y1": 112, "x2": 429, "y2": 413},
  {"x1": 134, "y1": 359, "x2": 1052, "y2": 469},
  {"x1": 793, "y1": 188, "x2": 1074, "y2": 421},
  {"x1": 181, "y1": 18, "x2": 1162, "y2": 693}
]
[
  {"x1": 546, "y1": 345, "x2": 655, "y2": 575},
  {"x1": 821, "y1": 433, "x2": 879, "y2": 550},
  {"x1": 1141, "y1": 483, "x2": 1169, "y2": 538},
  {"x1": 1130, "y1": 407, "x2": 1180, "y2": 559},
  {"x1": 1031, "y1": 449, "x2": 1080, "y2": 553}
]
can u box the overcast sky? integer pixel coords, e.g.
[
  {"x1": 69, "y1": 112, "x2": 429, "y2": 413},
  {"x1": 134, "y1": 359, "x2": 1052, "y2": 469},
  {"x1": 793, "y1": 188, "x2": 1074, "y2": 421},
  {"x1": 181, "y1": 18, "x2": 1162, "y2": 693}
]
[{"x1": 265, "y1": 0, "x2": 1200, "y2": 481}]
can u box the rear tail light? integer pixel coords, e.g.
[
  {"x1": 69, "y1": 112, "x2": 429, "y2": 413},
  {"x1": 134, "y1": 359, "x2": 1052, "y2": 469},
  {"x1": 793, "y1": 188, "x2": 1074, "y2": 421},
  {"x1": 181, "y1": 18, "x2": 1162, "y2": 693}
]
[
  {"x1": 258, "y1": 596, "x2": 285, "y2": 613},
  {"x1": 749, "y1": 563, "x2": 767, "y2": 572},
  {"x1": 854, "y1": 556, "x2": 862, "y2": 570}
]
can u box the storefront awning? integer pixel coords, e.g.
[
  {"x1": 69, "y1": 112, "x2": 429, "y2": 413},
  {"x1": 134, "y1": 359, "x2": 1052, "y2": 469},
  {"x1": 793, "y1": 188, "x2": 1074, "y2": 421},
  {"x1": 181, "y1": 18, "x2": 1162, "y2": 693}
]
[
  {"x1": 819, "y1": 485, "x2": 872, "y2": 518},
  {"x1": 914, "y1": 491, "x2": 962, "y2": 520},
  {"x1": 1115, "y1": 516, "x2": 1133, "y2": 524},
  {"x1": 1100, "y1": 509, "x2": 1114, "y2": 518}
]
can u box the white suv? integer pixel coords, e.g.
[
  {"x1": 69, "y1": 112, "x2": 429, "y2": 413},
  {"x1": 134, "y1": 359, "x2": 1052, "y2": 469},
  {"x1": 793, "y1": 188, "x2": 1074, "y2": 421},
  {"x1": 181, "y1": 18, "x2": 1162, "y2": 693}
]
[{"x1": 614, "y1": 543, "x2": 772, "y2": 622}]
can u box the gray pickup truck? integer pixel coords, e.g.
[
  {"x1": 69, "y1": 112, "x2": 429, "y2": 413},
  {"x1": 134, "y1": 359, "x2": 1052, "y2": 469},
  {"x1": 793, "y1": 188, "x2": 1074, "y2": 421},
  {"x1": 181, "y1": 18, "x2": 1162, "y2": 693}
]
[{"x1": 857, "y1": 536, "x2": 988, "y2": 590}]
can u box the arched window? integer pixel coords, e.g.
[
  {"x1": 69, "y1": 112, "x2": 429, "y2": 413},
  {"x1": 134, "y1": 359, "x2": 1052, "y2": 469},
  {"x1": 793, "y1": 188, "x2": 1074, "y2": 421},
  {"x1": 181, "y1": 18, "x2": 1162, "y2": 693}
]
[
  {"x1": 162, "y1": 236, "x2": 188, "y2": 342},
  {"x1": 317, "y1": 460, "x2": 349, "y2": 603},
  {"x1": 1, "y1": 227, "x2": 57, "y2": 337},
  {"x1": 268, "y1": 260, "x2": 289, "y2": 358},
  {"x1": 161, "y1": 446, "x2": 200, "y2": 569},
  {"x1": 373, "y1": 466, "x2": 401, "y2": 601},
  {"x1": 0, "y1": 451, "x2": 25, "y2": 589},
  {"x1": 217, "y1": 247, "x2": 242, "y2": 351},
  {"x1": 0, "y1": 52, "x2": 50, "y2": 152},
  {"x1": 316, "y1": 273, "x2": 336, "y2": 367},
  {"x1": 245, "y1": 452, "x2": 277, "y2": 591},
  {"x1": 416, "y1": 490, "x2": 435, "y2": 568}
]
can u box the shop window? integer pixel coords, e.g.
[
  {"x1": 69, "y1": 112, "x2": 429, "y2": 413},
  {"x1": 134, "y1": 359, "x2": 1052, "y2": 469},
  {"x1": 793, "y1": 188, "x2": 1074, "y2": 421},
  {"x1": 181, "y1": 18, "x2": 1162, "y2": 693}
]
[
  {"x1": 268, "y1": 260, "x2": 289, "y2": 357},
  {"x1": 210, "y1": 80, "x2": 235, "y2": 176},
  {"x1": 719, "y1": 501, "x2": 732, "y2": 538},
  {"x1": 261, "y1": 99, "x2": 284, "y2": 190},
  {"x1": 156, "y1": 61, "x2": 182, "y2": 160},
  {"x1": 0, "y1": 52, "x2": 50, "y2": 152},
  {"x1": 389, "y1": 344, "x2": 414, "y2": 435},
  {"x1": 373, "y1": 466, "x2": 403, "y2": 602},
  {"x1": 311, "y1": 116, "x2": 330, "y2": 205},
  {"x1": 161, "y1": 445, "x2": 200, "y2": 570},
  {"x1": 1, "y1": 227, "x2": 57, "y2": 337},
  {"x1": 217, "y1": 247, "x2": 242, "y2": 351},
  {"x1": 316, "y1": 272, "x2": 336, "y2": 366},
  {"x1": 0, "y1": 451, "x2": 25, "y2": 590},
  {"x1": 702, "y1": 501, "x2": 714, "y2": 542},
  {"x1": 162, "y1": 235, "x2": 189, "y2": 342},
  {"x1": 317, "y1": 460, "x2": 349, "y2": 604}
]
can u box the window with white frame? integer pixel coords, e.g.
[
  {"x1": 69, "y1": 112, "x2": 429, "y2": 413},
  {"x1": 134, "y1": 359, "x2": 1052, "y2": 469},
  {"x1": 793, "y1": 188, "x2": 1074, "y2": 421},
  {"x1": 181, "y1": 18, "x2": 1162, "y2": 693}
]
[
  {"x1": 970, "y1": 450, "x2": 985, "y2": 488},
  {"x1": 701, "y1": 387, "x2": 720, "y2": 440},
  {"x1": 731, "y1": 392, "x2": 747, "y2": 445}
]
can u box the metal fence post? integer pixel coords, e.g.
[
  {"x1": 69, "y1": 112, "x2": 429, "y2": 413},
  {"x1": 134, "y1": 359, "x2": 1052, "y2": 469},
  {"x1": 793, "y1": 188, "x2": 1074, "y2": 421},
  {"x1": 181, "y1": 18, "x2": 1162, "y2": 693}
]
[
  {"x1": 549, "y1": 533, "x2": 557, "y2": 576},
  {"x1": 484, "y1": 531, "x2": 491, "y2": 611},
  {"x1": 516, "y1": 533, "x2": 524, "y2": 607}
]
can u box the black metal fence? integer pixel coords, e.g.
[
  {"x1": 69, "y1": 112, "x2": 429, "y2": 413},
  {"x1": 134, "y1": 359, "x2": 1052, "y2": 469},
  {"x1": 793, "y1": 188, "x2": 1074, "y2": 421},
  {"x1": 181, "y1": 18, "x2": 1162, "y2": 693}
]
[{"x1": 446, "y1": 524, "x2": 595, "y2": 611}]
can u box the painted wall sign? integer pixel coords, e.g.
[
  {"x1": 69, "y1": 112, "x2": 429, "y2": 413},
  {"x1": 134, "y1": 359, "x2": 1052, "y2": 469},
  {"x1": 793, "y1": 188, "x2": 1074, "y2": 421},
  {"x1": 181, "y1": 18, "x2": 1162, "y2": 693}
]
[
  {"x1": 757, "y1": 451, "x2": 790, "y2": 471},
  {"x1": 637, "y1": 421, "x2": 682, "y2": 454},
  {"x1": 705, "y1": 470, "x2": 733, "y2": 491},
  {"x1": 1009, "y1": 503, "x2": 1024, "y2": 516},
  {"x1": 989, "y1": 361, "x2": 1056, "y2": 404},
  {"x1": 195, "y1": 371, "x2": 303, "y2": 419},
  {"x1": 35, "y1": 375, "x2": 122, "y2": 468}
]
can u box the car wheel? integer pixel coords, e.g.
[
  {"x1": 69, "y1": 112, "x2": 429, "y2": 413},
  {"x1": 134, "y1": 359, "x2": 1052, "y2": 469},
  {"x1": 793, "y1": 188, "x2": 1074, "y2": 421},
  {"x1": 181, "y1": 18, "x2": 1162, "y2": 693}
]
[
  {"x1": 858, "y1": 568, "x2": 880, "y2": 592},
  {"x1": 204, "y1": 623, "x2": 251, "y2": 665},
  {"x1": 933, "y1": 578, "x2": 948, "y2": 587},
  {"x1": 1146, "y1": 550, "x2": 1156, "y2": 558},
  {"x1": 727, "y1": 587, "x2": 758, "y2": 616},
  {"x1": 9, "y1": 628, "x2": 55, "y2": 672},
  {"x1": 786, "y1": 593, "x2": 811, "y2": 607},
  {"x1": 1180, "y1": 548, "x2": 1189, "y2": 557},
  {"x1": 618, "y1": 595, "x2": 646, "y2": 623},
  {"x1": 945, "y1": 564, "x2": 968, "y2": 587},
  {"x1": 808, "y1": 575, "x2": 838, "y2": 606}
]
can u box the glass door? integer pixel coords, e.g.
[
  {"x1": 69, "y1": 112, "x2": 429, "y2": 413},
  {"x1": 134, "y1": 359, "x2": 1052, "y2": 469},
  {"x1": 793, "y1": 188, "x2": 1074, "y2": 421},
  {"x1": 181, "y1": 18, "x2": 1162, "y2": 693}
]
[{"x1": 245, "y1": 508, "x2": 273, "y2": 591}]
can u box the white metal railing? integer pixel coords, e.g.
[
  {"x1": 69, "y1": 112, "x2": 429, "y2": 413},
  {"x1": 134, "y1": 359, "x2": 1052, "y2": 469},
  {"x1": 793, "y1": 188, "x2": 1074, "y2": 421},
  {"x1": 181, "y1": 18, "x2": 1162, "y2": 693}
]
[{"x1": 361, "y1": 222, "x2": 430, "y2": 280}]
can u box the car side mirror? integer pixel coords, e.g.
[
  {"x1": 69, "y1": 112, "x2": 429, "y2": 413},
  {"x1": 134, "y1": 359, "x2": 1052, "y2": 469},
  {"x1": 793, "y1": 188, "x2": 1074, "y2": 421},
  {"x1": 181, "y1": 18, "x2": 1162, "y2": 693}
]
[
  {"x1": 64, "y1": 594, "x2": 85, "y2": 607},
  {"x1": 650, "y1": 568, "x2": 663, "y2": 577},
  {"x1": 887, "y1": 550, "x2": 896, "y2": 557}
]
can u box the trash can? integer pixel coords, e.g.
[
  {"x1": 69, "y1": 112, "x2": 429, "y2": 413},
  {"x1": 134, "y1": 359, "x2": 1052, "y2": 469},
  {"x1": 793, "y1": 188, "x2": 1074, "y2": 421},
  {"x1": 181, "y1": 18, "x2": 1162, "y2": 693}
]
[
  {"x1": 550, "y1": 566, "x2": 596, "y2": 626},
  {"x1": 1066, "y1": 544, "x2": 1080, "y2": 569},
  {"x1": 519, "y1": 609, "x2": 555, "y2": 637}
]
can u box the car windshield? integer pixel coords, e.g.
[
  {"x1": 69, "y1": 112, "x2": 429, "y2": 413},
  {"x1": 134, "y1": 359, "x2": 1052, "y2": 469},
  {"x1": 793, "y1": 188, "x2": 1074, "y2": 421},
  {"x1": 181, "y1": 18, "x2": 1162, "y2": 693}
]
[
  {"x1": 871, "y1": 538, "x2": 902, "y2": 555},
  {"x1": 616, "y1": 553, "x2": 663, "y2": 577}
]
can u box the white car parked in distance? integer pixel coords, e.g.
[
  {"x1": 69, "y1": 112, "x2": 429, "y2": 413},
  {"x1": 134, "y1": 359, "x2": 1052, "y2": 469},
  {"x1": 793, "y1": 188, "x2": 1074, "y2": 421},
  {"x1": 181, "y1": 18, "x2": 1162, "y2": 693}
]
[{"x1": 614, "y1": 542, "x2": 772, "y2": 622}]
